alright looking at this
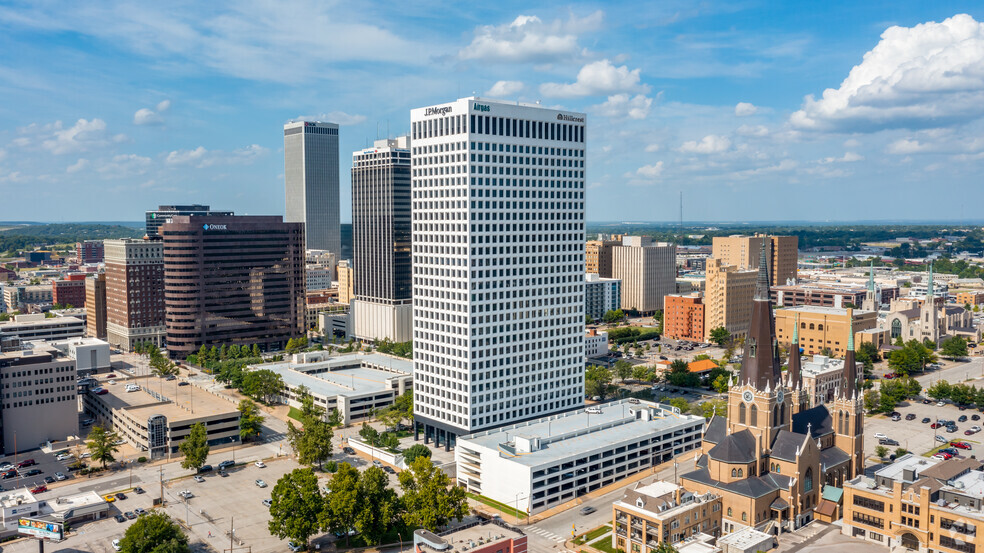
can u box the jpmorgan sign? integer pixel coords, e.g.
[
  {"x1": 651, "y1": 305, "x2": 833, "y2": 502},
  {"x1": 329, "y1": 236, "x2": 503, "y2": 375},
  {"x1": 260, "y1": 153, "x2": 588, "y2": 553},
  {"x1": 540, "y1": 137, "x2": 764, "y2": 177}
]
[
  {"x1": 202, "y1": 224, "x2": 227, "y2": 231},
  {"x1": 425, "y1": 106, "x2": 453, "y2": 117}
]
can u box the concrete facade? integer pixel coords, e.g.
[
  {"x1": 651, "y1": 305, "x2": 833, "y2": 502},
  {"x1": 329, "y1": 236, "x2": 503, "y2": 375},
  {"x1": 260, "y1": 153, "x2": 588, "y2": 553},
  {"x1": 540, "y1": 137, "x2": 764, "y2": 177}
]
[
  {"x1": 0, "y1": 342, "x2": 78, "y2": 454},
  {"x1": 585, "y1": 273, "x2": 622, "y2": 320},
  {"x1": 711, "y1": 235, "x2": 798, "y2": 287},
  {"x1": 703, "y1": 259, "x2": 756, "y2": 342},
  {"x1": 284, "y1": 121, "x2": 340, "y2": 254},
  {"x1": 611, "y1": 237, "x2": 676, "y2": 314}
]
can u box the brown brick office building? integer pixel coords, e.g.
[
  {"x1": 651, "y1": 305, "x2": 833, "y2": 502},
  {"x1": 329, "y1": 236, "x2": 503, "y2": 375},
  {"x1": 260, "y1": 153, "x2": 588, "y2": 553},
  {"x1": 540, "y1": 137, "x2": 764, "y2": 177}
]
[{"x1": 160, "y1": 216, "x2": 305, "y2": 359}]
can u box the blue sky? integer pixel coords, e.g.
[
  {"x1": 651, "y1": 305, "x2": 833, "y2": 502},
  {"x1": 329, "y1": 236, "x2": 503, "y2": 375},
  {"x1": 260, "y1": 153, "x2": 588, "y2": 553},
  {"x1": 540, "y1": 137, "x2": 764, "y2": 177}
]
[{"x1": 1, "y1": 1, "x2": 984, "y2": 223}]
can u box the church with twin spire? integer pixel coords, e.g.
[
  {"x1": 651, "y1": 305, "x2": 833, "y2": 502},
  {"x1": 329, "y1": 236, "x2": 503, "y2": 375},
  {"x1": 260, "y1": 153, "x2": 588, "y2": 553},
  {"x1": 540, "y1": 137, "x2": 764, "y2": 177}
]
[{"x1": 680, "y1": 242, "x2": 864, "y2": 534}]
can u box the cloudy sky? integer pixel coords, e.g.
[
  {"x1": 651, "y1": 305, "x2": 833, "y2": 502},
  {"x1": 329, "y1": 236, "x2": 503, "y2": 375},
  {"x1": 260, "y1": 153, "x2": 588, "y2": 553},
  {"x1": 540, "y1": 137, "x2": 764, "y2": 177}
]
[{"x1": 1, "y1": 1, "x2": 984, "y2": 223}]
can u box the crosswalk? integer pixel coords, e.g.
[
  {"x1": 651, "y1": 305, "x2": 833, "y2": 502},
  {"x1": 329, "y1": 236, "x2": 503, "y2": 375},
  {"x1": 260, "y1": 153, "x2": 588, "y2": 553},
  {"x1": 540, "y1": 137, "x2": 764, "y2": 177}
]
[{"x1": 526, "y1": 525, "x2": 566, "y2": 543}]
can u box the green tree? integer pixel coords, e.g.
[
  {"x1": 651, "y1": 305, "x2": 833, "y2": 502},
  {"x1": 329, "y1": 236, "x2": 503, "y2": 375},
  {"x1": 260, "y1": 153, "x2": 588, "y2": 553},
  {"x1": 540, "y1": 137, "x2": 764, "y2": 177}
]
[
  {"x1": 709, "y1": 327, "x2": 731, "y2": 347},
  {"x1": 287, "y1": 395, "x2": 334, "y2": 469},
  {"x1": 941, "y1": 336, "x2": 969, "y2": 359},
  {"x1": 926, "y1": 380, "x2": 952, "y2": 401},
  {"x1": 856, "y1": 342, "x2": 880, "y2": 375},
  {"x1": 666, "y1": 359, "x2": 699, "y2": 388},
  {"x1": 632, "y1": 365, "x2": 653, "y2": 382},
  {"x1": 179, "y1": 423, "x2": 210, "y2": 471},
  {"x1": 895, "y1": 447, "x2": 908, "y2": 457},
  {"x1": 398, "y1": 457, "x2": 468, "y2": 532},
  {"x1": 322, "y1": 462, "x2": 361, "y2": 545},
  {"x1": 711, "y1": 374, "x2": 730, "y2": 393},
  {"x1": 403, "y1": 444, "x2": 432, "y2": 464},
  {"x1": 238, "y1": 399, "x2": 265, "y2": 442},
  {"x1": 252, "y1": 344, "x2": 262, "y2": 357},
  {"x1": 354, "y1": 466, "x2": 401, "y2": 545},
  {"x1": 819, "y1": 347, "x2": 833, "y2": 357},
  {"x1": 602, "y1": 309, "x2": 625, "y2": 324},
  {"x1": 875, "y1": 445, "x2": 889, "y2": 458},
  {"x1": 667, "y1": 397, "x2": 690, "y2": 412},
  {"x1": 863, "y1": 390, "x2": 880, "y2": 412},
  {"x1": 268, "y1": 468, "x2": 324, "y2": 549},
  {"x1": 242, "y1": 369, "x2": 285, "y2": 403},
  {"x1": 86, "y1": 425, "x2": 121, "y2": 468},
  {"x1": 696, "y1": 398, "x2": 727, "y2": 419},
  {"x1": 585, "y1": 365, "x2": 612, "y2": 399},
  {"x1": 119, "y1": 511, "x2": 189, "y2": 553},
  {"x1": 614, "y1": 360, "x2": 633, "y2": 383}
]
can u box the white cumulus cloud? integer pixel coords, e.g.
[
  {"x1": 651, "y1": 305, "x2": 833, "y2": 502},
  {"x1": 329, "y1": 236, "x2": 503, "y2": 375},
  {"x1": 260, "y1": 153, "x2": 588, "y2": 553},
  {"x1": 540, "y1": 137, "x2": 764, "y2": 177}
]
[
  {"x1": 66, "y1": 158, "x2": 89, "y2": 173},
  {"x1": 166, "y1": 146, "x2": 208, "y2": 165},
  {"x1": 485, "y1": 80, "x2": 524, "y2": 97},
  {"x1": 736, "y1": 125, "x2": 769, "y2": 137},
  {"x1": 791, "y1": 14, "x2": 984, "y2": 132},
  {"x1": 678, "y1": 135, "x2": 732, "y2": 154},
  {"x1": 593, "y1": 94, "x2": 652, "y2": 120},
  {"x1": 819, "y1": 152, "x2": 864, "y2": 163},
  {"x1": 40, "y1": 118, "x2": 108, "y2": 155},
  {"x1": 540, "y1": 59, "x2": 649, "y2": 97},
  {"x1": 459, "y1": 12, "x2": 602, "y2": 63},
  {"x1": 734, "y1": 102, "x2": 758, "y2": 116},
  {"x1": 635, "y1": 162, "x2": 664, "y2": 179},
  {"x1": 290, "y1": 111, "x2": 366, "y2": 126},
  {"x1": 134, "y1": 99, "x2": 171, "y2": 125}
]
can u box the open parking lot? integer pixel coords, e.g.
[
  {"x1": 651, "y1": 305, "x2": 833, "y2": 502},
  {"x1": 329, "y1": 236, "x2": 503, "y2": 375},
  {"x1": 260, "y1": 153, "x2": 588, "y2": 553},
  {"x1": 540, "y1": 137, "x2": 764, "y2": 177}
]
[{"x1": 865, "y1": 399, "x2": 983, "y2": 459}]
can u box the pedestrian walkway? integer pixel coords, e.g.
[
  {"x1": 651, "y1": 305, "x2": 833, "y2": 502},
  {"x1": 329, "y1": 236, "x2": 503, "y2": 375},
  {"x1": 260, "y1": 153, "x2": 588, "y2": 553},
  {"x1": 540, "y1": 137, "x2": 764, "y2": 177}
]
[{"x1": 526, "y1": 525, "x2": 566, "y2": 543}]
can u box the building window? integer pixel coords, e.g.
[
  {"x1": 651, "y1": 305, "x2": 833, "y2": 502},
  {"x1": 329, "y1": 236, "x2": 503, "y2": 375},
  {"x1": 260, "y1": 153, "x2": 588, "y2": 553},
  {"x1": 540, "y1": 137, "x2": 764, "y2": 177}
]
[
  {"x1": 742, "y1": 512, "x2": 747, "y2": 522},
  {"x1": 804, "y1": 467, "x2": 813, "y2": 492},
  {"x1": 891, "y1": 319, "x2": 902, "y2": 339},
  {"x1": 727, "y1": 508, "x2": 732, "y2": 517},
  {"x1": 731, "y1": 468, "x2": 737, "y2": 477},
  {"x1": 851, "y1": 512, "x2": 884, "y2": 529},
  {"x1": 852, "y1": 495, "x2": 885, "y2": 512}
]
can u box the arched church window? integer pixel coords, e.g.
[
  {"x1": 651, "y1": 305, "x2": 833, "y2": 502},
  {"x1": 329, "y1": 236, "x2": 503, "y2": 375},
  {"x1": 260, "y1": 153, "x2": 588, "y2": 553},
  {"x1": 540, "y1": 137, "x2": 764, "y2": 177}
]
[
  {"x1": 749, "y1": 338, "x2": 757, "y2": 357},
  {"x1": 774, "y1": 405, "x2": 779, "y2": 426},
  {"x1": 801, "y1": 322, "x2": 806, "y2": 329},
  {"x1": 732, "y1": 468, "x2": 737, "y2": 477},
  {"x1": 776, "y1": 465, "x2": 780, "y2": 474},
  {"x1": 805, "y1": 467, "x2": 814, "y2": 492},
  {"x1": 737, "y1": 468, "x2": 743, "y2": 477},
  {"x1": 809, "y1": 323, "x2": 815, "y2": 330},
  {"x1": 742, "y1": 512, "x2": 748, "y2": 522},
  {"x1": 750, "y1": 404, "x2": 758, "y2": 426},
  {"x1": 818, "y1": 324, "x2": 823, "y2": 331},
  {"x1": 891, "y1": 319, "x2": 902, "y2": 339},
  {"x1": 739, "y1": 403, "x2": 746, "y2": 425},
  {"x1": 728, "y1": 507, "x2": 732, "y2": 517}
]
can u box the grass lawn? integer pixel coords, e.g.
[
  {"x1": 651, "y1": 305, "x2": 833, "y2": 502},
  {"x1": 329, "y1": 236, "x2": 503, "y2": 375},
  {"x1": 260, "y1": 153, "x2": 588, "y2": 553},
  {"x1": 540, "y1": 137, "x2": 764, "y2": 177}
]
[
  {"x1": 589, "y1": 534, "x2": 621, "y2": 553},
  {"x1": 337, "y1": 525, "x2": 419, "y2": 549},
  {"x1": 288, "y1": 407, "x2": 304, "y2": 422},
  {"x1": 575, "y1": 525, "x2": 611, "y2": 545},
  {"x1": 466, "y1": 493, "x2": 525, "y2": 519}
]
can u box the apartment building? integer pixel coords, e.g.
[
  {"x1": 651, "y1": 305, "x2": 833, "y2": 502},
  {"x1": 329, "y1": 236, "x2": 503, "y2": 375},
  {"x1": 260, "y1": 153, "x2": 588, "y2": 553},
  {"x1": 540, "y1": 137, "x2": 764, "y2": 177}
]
[
  {"x1": 0, "y1": 342, "x2": 78, "y2": 454},
  {"x1": 611, "y1": 236, "x2": 676, "y2": 314},
  {"x1": 2, "y1": 285, "x2": 52, "y2": 312},
  {"x1": 774, "y1": 307, "x2": 877, "y2": 357},
  {"x1": 74, "y1": 240, "x2": 104, "y2": 264},
  {"x1": 52, "y1": 274, "x2": 86, "y2": 308},
  {"x1": 843, "y1": 454, "x2": 984, "y2": 552},
  {"x1": 410, "y1": 97, "x2": 586, "y2": 448},
  {"x1": 664, "y1": 293, "x2": 705, "y2": 342},
  {"x1": 612, "y1": 481, "x2": 722, "y2": 553},
  {"x1": 0, "y1": 313, "x2": 85, "y2": 344},
  {"x1": 585, "y1": 273, "x2": 621, "y2": 320},
  {"x1": 104, "y1": 238, "x2": 165, "y2": 352},
  {"x1": 456, "y1": 400, "x2": 704, "y2": 514},
  {"x1": 801, "y1": 355, "x2": 847, "y2": 407},
  {"x1": 703, "y1": 259, "x2": 756, "y2": 341},
  {"x1": 712, "y1": 235, "x2": 798, "y2": 286},
  {"x1": 957, "y1": 291, "x2": 984, "y2": 306}
]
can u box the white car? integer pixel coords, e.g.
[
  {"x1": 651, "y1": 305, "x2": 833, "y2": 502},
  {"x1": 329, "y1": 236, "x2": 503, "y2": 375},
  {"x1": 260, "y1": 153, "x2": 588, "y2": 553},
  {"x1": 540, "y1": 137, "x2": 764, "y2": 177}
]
[
  {"x1": 973, "y1": 426, "x2": 983, "y2": 432},
  {"x1": 178, "y1": 490, "x2": 193, "y2": 499},
  {"x1": 55, "y1": 453, "x2": 73, "y2": 461},
  {"x1": 108, "y1": 380, "x2": 117, "y2": 385},
  {"x1": 255, "y1": 479, "x2": 267, "y2": 488},
  {"x1": 938, "y1": 401, "x2": 946, "y2": 407},
  {"x1": 254, "y1": 461, "x2": 266, "y2": 468},
  {"x1": 193, "y1": 475, "x2": 205, "y2": 483},
  {"x1": 112, "y1": 539, "x2": 122, "y2": 551},
  {"x1": 873, "y1": 433, "x2": 888, "y2": 440},
  {"x1": 55, "y1": 472, "x2": 67, "y2": 481}
]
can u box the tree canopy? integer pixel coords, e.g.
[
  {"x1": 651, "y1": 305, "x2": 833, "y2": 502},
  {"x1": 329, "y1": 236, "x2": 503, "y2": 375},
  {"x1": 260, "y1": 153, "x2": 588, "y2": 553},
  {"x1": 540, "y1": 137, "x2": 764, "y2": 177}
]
[
  {"x1": 397, "y1": 457, "x2": 468, "y2": 532},
  {"x1": 119, "y1": 512, "x2": 189, "y2": 553}
]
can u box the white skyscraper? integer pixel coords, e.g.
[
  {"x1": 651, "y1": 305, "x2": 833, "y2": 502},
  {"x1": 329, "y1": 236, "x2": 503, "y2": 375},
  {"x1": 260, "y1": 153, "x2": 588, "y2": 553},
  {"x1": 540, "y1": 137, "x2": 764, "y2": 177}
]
[
  {"x1": 410, "y1": 97, "x2": 587, "y2": 450},
  {"x1": 284, "y1": 121, "x2": 341, "y2": 254}
]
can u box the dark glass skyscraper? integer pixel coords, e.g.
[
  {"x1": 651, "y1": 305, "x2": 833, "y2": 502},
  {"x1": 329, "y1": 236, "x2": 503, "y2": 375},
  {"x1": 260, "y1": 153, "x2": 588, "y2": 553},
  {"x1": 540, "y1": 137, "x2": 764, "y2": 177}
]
[
  {"x1": 160, "y1": 215, "x2": 305, "y2": 358},
  {"x1": 350, "y1": 136, "x2": 412, "y2": 342},
  {"x1": 145, "y1": 205, "x2": 233, "y2": 239}
]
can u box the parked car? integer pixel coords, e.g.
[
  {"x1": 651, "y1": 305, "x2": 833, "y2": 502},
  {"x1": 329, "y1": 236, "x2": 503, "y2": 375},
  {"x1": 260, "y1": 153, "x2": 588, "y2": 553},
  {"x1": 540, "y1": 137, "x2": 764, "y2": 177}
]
[
  {"x1": 973, "y1": 425, "x2": 983, "y2": 432},
  {"x1": 931, "y1": 423, "x2": 944, "y2": 429},
  {"x1": 874, "y1": 433, "x2": 888, "y2": 439},
  {"x1": 54, "y1": 472, "x2": 66, "y2": 481},
  {"x1": 255, "y1": 479, "x2": 267, "y2": 488},
  {"x1": 936, "y1": 435, "x2": 949, "y2": 443},
  {"x1": 973, "y1": 414, "x2": 981, "y2": 421},
  {"x1": 891, "y1": 414, "x2": 901, "y2": 421},
  {"x1": 30, "y1": 485, "x2": 47, "y2": 494},
  {"x1": 959, "y1": 415, "x2": 969, "y2": 422},
  {"x1": 114, "y1": 514, "x2": 126, "y2": 523},
  {"x1": 115, "y1": 492, "x2": 126, "y2": 500},
  {"x1": 922, "y1": 418, "x2": 932, "y2": 424},
  {"x1": 113, "y1": 539, "x2": 121, "y2": 551},
  {"x1": 579, "y1": 506, "x2": 597, "y2": 515},
  {"x1": 22, "y1": 469, "x2": 42, "y2": 476},
  {"x1": 43, "y1": 476, "x2": 54, "y2": 484},
  {"x1": 197, "y1": 465, "x2": 213, "y2": 474},
  {"x1": 923, "y1": 399, "x2": 933, "y2": 404},
  {"x1": 288, "y1": 542, "x2": 303, "y2": 552},
  {"x1": 952, "y1": 442, "x2": 973, "y2": 450},
  {"x1": 938, "y1": 401, "x2": 946, "y2": 407},
  {"x1": 262, "y1": 499, "x2": 273, "y2": 507},
  {"x1": 134, "y1": 508, "x2": 146, "y2": 516},
  {"x1": 218, "y1": 460, "x2": 235, "y2": 470},
  {"x1": 905, "y1": 414, "x2": 916, "y2": 421},
  {"x1": 254, "y1": 461, "x2": 266, "y2": 469},
  {"x1": 343, "y1": 447, "x2": 355, "y2": 455},
  {"x1": 218, "y1": 470, "x2": 229, "y2": 478},
  {"x1": 1, "y1": 470, "x2": 17, "y2": 480},
  {"x1": 178, "y1": 490, "x2": 193, "y2": 499},
  {"x1": 193, "y1": 475, "x2": 205, "y2": 483},
  {"x1": 17, "y1": 459, "x2": 36, "y2": 468},
  {"x1": 134, "y1": 487, "x2": 145, "y2": 494},
  {"x1": 125, "y1": 511, "x2": 137, "y2": 520}
]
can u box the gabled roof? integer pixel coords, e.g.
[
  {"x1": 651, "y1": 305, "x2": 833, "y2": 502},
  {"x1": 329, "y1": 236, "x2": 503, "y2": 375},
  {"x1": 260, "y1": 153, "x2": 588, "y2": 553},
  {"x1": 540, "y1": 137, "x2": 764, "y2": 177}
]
[
  {"x1": 821, "y1": 486, "x2": 843, "y2": 503},
  {"x1": 703, "y1": 417, "x2": 727, "y2": 445},
  {"x1": 688, "y1": 359, "x2": 719, "y2": 373},
  {"x1": 708, "y1": 429, "x2": 757, "y2": 464},
  {"x1": 918, "y1": 458, "x2": 982, "y2": 482},
  {"x1": 681, "y1": 467, "x2": 784, "y2": 498},
  {"x1": 791, "y1": 405, "x2": 833, "y2": 437},
  {"x1": 820, "y1": 447, "x2": 851, "y2": 472},
  {"x1": 770, "y1": 431, "x2": 803, "y2": 462}
]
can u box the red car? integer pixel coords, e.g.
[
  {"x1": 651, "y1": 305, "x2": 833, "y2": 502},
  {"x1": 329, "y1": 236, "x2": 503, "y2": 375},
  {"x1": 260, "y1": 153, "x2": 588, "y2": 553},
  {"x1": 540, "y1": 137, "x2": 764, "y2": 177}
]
[
  {"x1": 17, "y1": 459, "x2": 35, "y2": 468},
  {"x1": 931, "y1": 423, "x2": 943, "y2": 429},
  {"x1": 952, "y1": 441, "x2": 972, "y2": 450},
  {"x1": 30, "y1": 485, "x2": 47, "y2": 494},
  {"x1": 883, "y1": 373, "x2": 896, "y2": 379}
]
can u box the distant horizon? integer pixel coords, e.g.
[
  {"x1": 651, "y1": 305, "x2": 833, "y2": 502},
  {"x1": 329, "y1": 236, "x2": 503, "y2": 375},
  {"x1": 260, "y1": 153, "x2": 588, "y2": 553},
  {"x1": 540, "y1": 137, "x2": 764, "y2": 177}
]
[{"x1": 2, "y1": 219, "x2": 984, "y2": 228}]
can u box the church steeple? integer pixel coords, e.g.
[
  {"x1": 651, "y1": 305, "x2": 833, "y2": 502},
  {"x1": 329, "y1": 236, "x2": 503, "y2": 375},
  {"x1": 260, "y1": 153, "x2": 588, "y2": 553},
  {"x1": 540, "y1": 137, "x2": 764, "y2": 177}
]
[
  {"x1": 740, "y1": 241, "x2": 782, "y2": 391},
  {"x1": 926, "y1": 263, "x2": 935, "y2": 299},
  {"x1": 862, "y1": 260, "x2": 879, "y2": 312},
  {"x1": 843, "y1": 311, "x2": 858, "y2": 399},
  {"x1": 867, "y1": 260, "x2": 875, "y2": 294}
]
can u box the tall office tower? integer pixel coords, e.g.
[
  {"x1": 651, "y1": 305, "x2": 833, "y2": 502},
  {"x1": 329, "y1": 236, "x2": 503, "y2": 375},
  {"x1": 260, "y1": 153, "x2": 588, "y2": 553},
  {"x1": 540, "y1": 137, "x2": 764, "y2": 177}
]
[
  {"x1": 703, "y1": 258, "x2": 757, "y2": 341},
  {"x1": 409, "y1": 97, "x2": 587, "y2": 449},
  {"x1": 160, "y1": 216, "x2": 305, "y2": 359},
  {"x1": 85, "y1": 273, "x2": 107, "y2": 339},
  {"x1": 610, "y1": 236, "x2": 676, "y2": 314},
  {"x1": 145, "y1": 205, "x2": 234, "y2": 239},
  {"x1": 75, "y1": 240, "x2": 104, "y2": 264},
  {"x1": 351, "y1": 136, "x2": 412, "y2": 343},
  {"x1": 284, "y1": 121, "x2": 340, "y2": 253},
  {"x1": 104, "y1": 239, "x2": 166, "y2": 351},
  {"x1": 711, "y1": 234, "x2": 798, "y2": 286}
]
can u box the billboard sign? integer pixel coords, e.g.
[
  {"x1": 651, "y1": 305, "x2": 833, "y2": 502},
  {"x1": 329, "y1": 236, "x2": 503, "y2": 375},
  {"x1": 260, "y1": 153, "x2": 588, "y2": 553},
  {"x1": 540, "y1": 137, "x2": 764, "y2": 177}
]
[{"x1": 17, "y1": 517, "x2": 63, "y2": 540}]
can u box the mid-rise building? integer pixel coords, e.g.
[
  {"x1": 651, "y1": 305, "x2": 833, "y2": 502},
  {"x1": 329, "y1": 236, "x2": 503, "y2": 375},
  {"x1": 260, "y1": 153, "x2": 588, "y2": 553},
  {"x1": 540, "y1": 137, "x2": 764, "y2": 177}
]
[
  {"x1": 0, "y1": 313, "x2": 85, "y2": 345},
  {"x1": 145, "y1": 204, "x2": 233, "y2": 239},
  {"x1": 712, "y1": 235, "x2": 798, "y2": 286},
  {"x1": 74, "y1": 240, "x2": 104, "y2": 264},
  {"x1": 772, "y1": 281, "x2": 898, "y2": 309},
  {"x1": 306, "y1": 265, "x2": 335, "y2": 292},
  {"x1": 337, "y1": 260, "x2": 353, "y2": 304},
  {"x1": 456, "y1": 399, "x2": 703, "y2": 514},
  {"x1": 104, "y1": 238, "x2": 165, "y2": 352},
  {"x1": 2, "y1": 285, "x2": 52, "y2": 312},
  {"x1": 51, "y1": 274, "x2": 86, "y2": 308},
  {"x1": 842, "y1": 454, "x2": 984, "y2": 552},
  {"x1": 957, "y1": 291, "x2": 984, "y2": 306},
  {"x1": 586, "y1": 236, "x2": 622, "y2": 276},
  {"x1": 612, "y1": 482, "x2": 722, "y2": 552},
  {"x1": 160, "y1": 215, "x2": 305, "y2": 358},
  {"x1": 585, "y1": 273, "x2": 621, "y2": 320},
  {"x1": 774, "y1": 306, "x2": 877, "y2": 357},
  {"x1": 410, "y1": 97, "x2": 586, "y2": 448},
  {"x1": 703, "y1": 259, "x2": 757, "y2": 341},
  {"x1": 0, "y1": 342, "x2": 78, "y2": 454},
  {"x1": 350, "y1": 136, "x2": 412, "y2": 343},
  {"x1": 801, "y1": 354, "x2": 847, "y2": 407},
  {"x1": 611, "y1": 236, "x2": 676, "y2": 314},
  {"x1": 284, "y1": 121, "x2": 340, "y2": 253},
  {"x1": 664, "y1": 293, "x2": 705, "y2": 342},
  {"x1": 85, "y1": 273, "x2": 107, "y2": 339},
  {"x1": 49, "y1": 336, "x2": 111, "y2": 375}
]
